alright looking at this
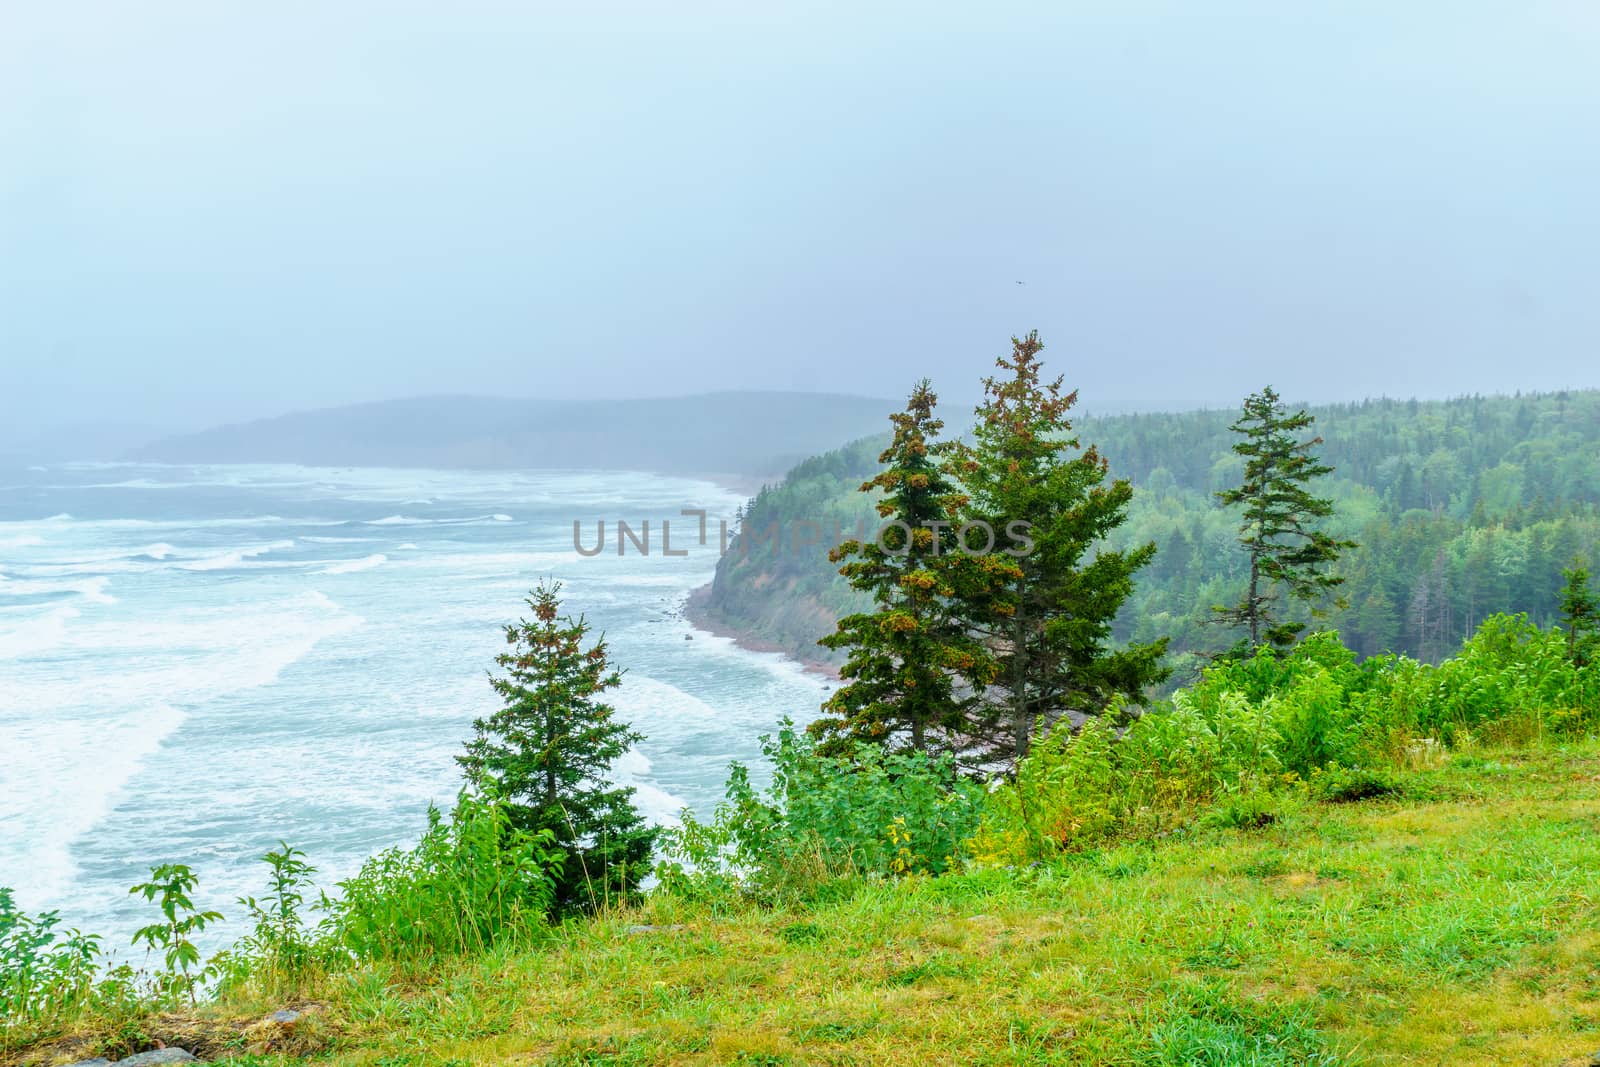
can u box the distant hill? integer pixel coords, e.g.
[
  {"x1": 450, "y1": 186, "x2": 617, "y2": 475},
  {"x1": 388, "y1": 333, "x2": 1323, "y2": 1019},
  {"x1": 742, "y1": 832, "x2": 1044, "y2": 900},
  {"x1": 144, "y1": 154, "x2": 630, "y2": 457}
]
[{"x1": 130, "y1": 392, "x2": 894, "y2": 483}]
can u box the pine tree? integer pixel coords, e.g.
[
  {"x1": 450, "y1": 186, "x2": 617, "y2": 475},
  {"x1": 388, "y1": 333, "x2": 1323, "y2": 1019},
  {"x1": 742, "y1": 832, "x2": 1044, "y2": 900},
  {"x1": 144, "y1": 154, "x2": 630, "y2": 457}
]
[
  {"x1": 951, "y1": 331, "x2": 1169, "y2": 764},
  {"x1": 1559, "y1": 560, "x2": 1598, "y2": 666},
  {"x1": 812, "y1": 380, "x2": 1000, "y2": 755},
  {"x1": 458, "y1": 581, "x2": 655, "y2": 912},
  {"x1": 1214, "y1": 386, "x2": 1356, "y2": 649}
]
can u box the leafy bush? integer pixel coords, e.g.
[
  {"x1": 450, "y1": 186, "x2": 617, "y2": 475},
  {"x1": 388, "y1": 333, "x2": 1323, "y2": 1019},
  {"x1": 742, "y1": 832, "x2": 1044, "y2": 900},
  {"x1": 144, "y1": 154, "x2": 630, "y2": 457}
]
[
  {"x1": 128, "y1": 864, "x2": 224, "y2": 1004},
  {"x1": 0, "y1": 888, "x2": 101, "y2": 1026},
  {"x1": 658, "y1": 722, "x2": 985, "y2": 900},
  {"x1": 215, "y1": 843, "x2": 323, "y2": 996},
  {"x1": 321, "y1": 794, "x2": 560, "y2": 962},
  {"x1": 976, "y1": 615, "x2": 1599, "y2": 865},
  {"x1": 1308, "y1": 765, "x2": 1402, "y2": 803}
]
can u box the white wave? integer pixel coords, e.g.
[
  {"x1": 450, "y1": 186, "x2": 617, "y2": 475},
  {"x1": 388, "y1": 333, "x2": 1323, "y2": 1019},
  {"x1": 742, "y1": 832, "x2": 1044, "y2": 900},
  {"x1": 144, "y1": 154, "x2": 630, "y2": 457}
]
[
  {"x1": 0, "y1": 603, "x2": 81, "y2": 658},
  {"x1": 0, "y1": 703, "x2": 189, "y2": 910},
  {"x1": 318, "y1": 553, "x2": 387, "y2": 575},
  {"x1": 613, "y1": 675, "x2": 724, "y2": 726},
  {"x1": 11, "y1": 542, "x2": 182, "y2": 572},
  {"x1": 0, "y1": 535, "x2": 45, "y2": 550},
  {"x1": 179, "y1": 539, "x2": 296, "y2": 571},
  {"x1": 78, "y1": 478, "x2": 189, "y2": 490},
  {"x1": 610, "y1": 747, "x2": 688, "y2": 826},
  {"x1": 413, "y1": 550, "x2": 576, "y2": 571},
  {"x1": 364, "y1": 514, "x2": 515, "y2": 527},
  {"x1": 0, "y1": 574, "x2": 116, "y2": 604}
]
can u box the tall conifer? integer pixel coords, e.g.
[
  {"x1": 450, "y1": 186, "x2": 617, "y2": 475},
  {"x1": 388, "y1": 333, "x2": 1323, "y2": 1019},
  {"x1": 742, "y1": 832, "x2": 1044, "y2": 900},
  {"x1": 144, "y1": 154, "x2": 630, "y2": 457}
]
[
  {"x1": 811, "y1": 381, "x2": 1000, "y2": 755},
  {"x1": 458, "y1": 581, "x2": 655, "y2": 911},
  {"x1": 1214, "y1": 386, "x2": 1355, "y2": 649},
  {"x1": 952, "y1": 332, "x2": 1168, "y2": 764}
]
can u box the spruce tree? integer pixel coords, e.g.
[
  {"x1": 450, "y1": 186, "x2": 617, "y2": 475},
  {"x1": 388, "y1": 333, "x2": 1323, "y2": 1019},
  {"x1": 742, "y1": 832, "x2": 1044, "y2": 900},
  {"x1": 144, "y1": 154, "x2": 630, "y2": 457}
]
[
  {"x1": 812, "y1": 380, "x2": 1001, "y2": 755},
  {"x1": 458, "y1": 581, "x2": 655, "y2": 912},
  {"x1": 951, "y1": 332, "x2": 1169, "y2": 764},
  {"x1": 1559, "y1": 560, "x2": 1598, "y2": 666},
  {"x1": 1214, "y1": 386, "x2": 1355, "y2": 650}
]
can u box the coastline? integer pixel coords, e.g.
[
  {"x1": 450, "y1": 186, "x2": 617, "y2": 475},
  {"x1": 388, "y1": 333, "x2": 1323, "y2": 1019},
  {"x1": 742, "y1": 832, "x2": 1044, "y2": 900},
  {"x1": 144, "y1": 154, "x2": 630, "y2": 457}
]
[{"x1": 682, "y1": 583, "x2": 841, "y2": 681}]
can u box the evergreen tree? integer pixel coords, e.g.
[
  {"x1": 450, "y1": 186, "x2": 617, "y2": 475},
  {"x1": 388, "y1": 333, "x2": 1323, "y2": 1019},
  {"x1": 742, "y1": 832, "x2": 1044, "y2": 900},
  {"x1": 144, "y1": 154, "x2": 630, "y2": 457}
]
[
  {"x1": 458, "y1": 581, "x2": 655, "y2": 912},
  {"x1": 1214, "y1": 386, "x2": 1356, "y2": 649},
  {"x1": 952, "y1": 332, "x2": 1169, "y2": 764},
  {"x1": 1559, "y1": 560, "x2": 1598, "y2": 666},
  {"x1": 812, "y1": 380, "x2": 1000, "y2": 755}
]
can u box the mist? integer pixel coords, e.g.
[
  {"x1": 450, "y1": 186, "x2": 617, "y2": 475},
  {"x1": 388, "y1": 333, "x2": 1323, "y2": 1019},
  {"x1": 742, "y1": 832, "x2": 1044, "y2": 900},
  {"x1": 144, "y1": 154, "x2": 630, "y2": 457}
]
[{"x1": 3, "y1": 1, "x2": 1597, "y2": 442}]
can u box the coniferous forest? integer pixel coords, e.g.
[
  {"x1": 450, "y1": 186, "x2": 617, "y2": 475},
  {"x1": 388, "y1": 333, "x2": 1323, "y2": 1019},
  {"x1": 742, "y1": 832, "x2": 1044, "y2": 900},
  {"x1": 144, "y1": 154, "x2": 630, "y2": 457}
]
[{"x1": 701, "y1": 382, "x2": 1600, "y2": 680}]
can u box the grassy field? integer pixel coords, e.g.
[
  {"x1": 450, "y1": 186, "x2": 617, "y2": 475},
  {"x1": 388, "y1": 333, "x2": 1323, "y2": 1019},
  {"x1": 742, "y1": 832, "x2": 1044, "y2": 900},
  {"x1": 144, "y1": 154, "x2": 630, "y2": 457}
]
[{"x1": 21, "y1": 739, "x2": 1600, "y2": 1067}]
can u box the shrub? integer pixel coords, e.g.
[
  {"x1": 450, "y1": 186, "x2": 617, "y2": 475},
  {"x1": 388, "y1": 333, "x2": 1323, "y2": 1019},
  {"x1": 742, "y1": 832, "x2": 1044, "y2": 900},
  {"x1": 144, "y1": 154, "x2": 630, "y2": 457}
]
[
  {"x1": 1309, "y1": 765, "x2": 1402, "y2": 803},
  {"x1": 658, "y1": 722, "x2": 984, "y2": 900},
  {"x1": 0, "y1": 888, "x2": 101, "y2": 1027},
  {"x1": 128, "y1": 864, "x2": 225, "y2": 1005},
  {"x1": 215, "y1": 843, "x2": 323, "y2": 997},
  {"x1": 322, "y1": 794, "x2": 560, "y2": 962}
]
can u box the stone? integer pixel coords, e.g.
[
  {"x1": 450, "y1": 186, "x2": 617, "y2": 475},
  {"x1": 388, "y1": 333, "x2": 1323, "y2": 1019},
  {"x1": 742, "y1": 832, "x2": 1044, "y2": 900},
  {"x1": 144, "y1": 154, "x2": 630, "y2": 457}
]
[
  {"x1": 117, "y1": 1050, "x2": 199, "y2": 1065},
  {"x1": 61, "y1": 1060, "x2": 112, "y2": 1066},
  {"x1": 623, "y1": 923, "x2": 686, "y2": 935},
  {"x1": 267, "y1": 1009, "x2": 301, "y2": 1024}
]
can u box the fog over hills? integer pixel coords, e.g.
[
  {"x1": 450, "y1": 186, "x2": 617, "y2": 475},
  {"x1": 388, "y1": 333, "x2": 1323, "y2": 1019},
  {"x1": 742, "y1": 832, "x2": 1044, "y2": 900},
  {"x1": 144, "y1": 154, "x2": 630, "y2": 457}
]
[{"x1": 130, "y1": 392, "x2": 895, "y2": 482}]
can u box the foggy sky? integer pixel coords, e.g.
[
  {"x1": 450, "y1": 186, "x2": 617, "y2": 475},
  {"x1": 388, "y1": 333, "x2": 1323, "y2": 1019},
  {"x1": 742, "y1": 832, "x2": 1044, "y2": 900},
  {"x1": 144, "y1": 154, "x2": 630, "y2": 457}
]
[{"x1": 2, "y1": 1, "x2": 1597, "y2": 438}]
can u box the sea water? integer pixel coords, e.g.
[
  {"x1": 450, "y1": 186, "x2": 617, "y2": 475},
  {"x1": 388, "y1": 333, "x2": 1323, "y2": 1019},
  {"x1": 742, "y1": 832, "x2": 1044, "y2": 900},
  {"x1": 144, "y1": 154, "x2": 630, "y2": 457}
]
[{"x1": 0, "y1": 462, "x2": 827, "y2": 954}]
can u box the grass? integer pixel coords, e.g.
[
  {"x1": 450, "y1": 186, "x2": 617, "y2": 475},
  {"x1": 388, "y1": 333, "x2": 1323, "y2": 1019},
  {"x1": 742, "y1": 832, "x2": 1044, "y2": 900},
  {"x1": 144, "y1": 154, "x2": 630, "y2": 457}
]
[{"x1": 11, "y1": 740, "x2": 1600, "y2": 1067}]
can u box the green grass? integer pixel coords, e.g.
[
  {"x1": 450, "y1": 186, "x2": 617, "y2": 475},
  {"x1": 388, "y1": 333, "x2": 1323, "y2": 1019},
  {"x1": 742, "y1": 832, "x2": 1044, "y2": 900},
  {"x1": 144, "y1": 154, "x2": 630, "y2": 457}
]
[{"x1": 14, "y1": 740, "x2": 1600, "y2": 1067}]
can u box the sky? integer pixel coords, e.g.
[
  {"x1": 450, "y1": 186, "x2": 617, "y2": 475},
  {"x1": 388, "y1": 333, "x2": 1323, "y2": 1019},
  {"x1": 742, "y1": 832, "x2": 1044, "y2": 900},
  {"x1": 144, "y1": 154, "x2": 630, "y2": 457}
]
[{"x1": 2, "y1": 1, "x2": 1597, "y2": 438}]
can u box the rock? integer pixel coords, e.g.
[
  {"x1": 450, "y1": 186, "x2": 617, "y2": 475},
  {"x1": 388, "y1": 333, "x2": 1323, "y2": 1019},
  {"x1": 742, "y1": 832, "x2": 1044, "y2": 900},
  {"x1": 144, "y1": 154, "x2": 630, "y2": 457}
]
[
  {"x1": 243, "y1": 1003, "x2": 331, "y2": 1056},
  {"x1": 624, "y1": 923, "x2": 686, "y2": 935},
  {"x1": 61, "y1": 1060, "x2": 112, "y2": 1066},
  {"x1": 684, "y1": 634, "x2": 693, "y2": 640},
  {"x1": 117, "y1": 1051, "x2": 199, "y2": 1065}
]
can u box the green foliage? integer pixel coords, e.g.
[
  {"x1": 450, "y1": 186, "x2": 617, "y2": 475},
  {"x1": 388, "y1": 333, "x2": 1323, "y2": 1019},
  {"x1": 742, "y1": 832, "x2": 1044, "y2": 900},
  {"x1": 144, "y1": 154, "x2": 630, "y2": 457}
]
[
  {"x1": 458, "y1": 580, "x2": 656, "y2": 912},
  {"x1": 702, "y1": 389, "x2": 1600, "y2": 677},
  {"x1": 702, "y1": 435, "x2": 883, "y2": 663},
  {"x1": 323, "y1": 794, "x2": 560, "y2": 962},
  {"x1": 950, "y1": 332, "x2": 1169, "y2": 764},
  {"x1": 216, "y1": 842, "x2": 321, "y2": 995},
  {"x1": 0, "y1": 888, "x2": 101, "y2": 1025},
  {"x1": 1309, "y1": 765, "x2": 1402, "y2": 803},
  {"x1": 977, "y1": 614, "x2": 1599, "y2": 864},
  {"x1": 1135, "y1": 978, "x2": 1351, "y2": 1066},
  {"x1": 658, "y1": 722, "x2": 985, "y2": 901},
  {"x1": 128, "y1": 864, "x2": 224, "y2": 1004},
  {"x1": 1214, "y1": 386, "x2": 1356, "y2": 649},
  {"x1": 1559, "y1": 559, "x2": 1599, "y2": 665},
  {"x1": 813, "y1": 379, "x2": 1003, "y2": 754}
]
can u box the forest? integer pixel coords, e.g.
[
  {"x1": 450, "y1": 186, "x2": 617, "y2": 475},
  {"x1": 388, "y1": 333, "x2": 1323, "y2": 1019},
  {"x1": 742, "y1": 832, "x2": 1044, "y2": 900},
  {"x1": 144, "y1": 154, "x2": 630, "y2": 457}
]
[{"x1": 700, "y1": 387, "x2": 1600, "y2": 682}]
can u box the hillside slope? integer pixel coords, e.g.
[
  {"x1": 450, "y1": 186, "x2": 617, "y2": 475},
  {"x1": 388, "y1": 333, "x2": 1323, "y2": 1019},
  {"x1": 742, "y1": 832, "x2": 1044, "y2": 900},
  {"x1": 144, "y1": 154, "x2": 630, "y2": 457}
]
[
  {"x1": 696, "y1": 390, "x2": 1600, "y2": 671},
  {"x1": 18, "y1": 741, "x2": 1599, "y2": 1066}
]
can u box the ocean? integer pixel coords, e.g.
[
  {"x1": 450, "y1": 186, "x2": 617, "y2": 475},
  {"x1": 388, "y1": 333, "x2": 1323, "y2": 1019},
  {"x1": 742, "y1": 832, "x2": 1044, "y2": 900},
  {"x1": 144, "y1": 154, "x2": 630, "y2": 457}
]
[{"x1": 0, "y1": 462, "x2": 827, "y2": 955}]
